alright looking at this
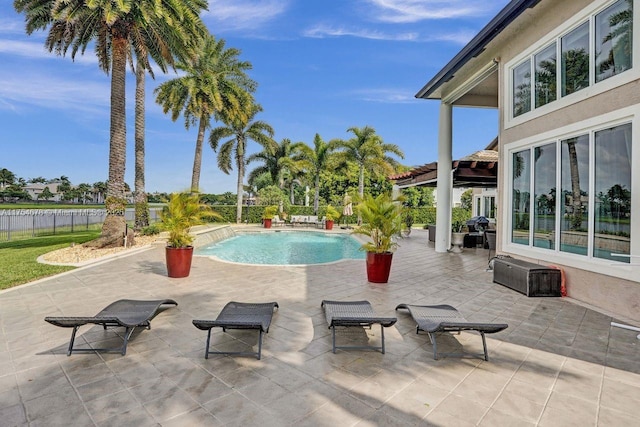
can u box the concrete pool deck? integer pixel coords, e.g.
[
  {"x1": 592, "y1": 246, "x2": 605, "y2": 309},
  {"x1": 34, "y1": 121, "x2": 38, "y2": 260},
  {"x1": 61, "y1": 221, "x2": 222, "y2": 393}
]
[{"x1": 1, "y1": 227, "x2": 639, "y2": 425}]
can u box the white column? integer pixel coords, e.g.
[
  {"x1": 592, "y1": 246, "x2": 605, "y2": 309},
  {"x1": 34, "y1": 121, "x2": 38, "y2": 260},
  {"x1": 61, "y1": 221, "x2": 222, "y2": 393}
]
[{"x1": 435, "y1": 102, "x2": 453, "y2": 253}]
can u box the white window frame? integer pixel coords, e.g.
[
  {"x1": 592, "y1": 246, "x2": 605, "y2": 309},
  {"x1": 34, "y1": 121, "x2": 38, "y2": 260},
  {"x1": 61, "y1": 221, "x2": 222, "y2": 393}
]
[
  {"x1": 505, "y1": 0, "x2": 639, "y2": 129},
  {"x1": 503, "y1": 104, "x2": 639, "y2": 281}
]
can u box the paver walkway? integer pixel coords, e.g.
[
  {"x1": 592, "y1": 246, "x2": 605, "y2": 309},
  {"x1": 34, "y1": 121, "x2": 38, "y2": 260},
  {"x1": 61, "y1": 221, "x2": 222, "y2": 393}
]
[{"x1": 1, "y1": 228, "x2": 639, "y2": 426}]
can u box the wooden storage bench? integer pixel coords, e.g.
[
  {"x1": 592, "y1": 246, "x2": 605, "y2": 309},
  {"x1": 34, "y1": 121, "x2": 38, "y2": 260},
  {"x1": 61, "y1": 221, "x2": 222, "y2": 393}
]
[{"x1": 493, "y1": 257, "x2": 561, "y2": 297}]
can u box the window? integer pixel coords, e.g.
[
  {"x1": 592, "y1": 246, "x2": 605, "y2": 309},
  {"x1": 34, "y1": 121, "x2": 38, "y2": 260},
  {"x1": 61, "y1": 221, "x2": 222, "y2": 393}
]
[
  {"x1": 535, "y1": 43, "x2": 557, "y2": 107},
  {"x1": 510, "y1": 123, "x2": 632, "y2": 263},
  {"x1": 512, "y1": 150, "x2": 531, "y2": 245},
  {"x1": 562, "y1": 22, "x2": 590, "y2": 97},
  {"x1": 594, "y1": 123, "x2": 631, "y2": 262},
  {"x1": 561, "y1": 135, "x2": 589, "y2": 256},
  {"x1": 513, "y1": 60, "x2": 532, "y2": 117},
  {"x1": 509, "y1": 0, "x2": 634, "y2": 118},
  {"x1": 483, "y1": 196, "x2": 496, "y2": 219},
  {"x1": 596, "y1": 0, "x2": 633, "y2": 82},
  {"x1": 534, "y1": 143, "x2": 556, "y2": 249}
]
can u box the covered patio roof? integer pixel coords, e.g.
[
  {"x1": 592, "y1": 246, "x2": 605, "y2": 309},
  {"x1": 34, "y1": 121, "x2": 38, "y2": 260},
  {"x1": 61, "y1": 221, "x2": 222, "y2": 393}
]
[{"x1": 391, "y1": 148, "x2": 498, "y2": 189}]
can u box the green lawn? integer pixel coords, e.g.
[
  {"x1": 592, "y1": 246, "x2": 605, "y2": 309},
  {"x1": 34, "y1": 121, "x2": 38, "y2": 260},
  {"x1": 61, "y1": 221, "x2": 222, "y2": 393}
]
[{"x1": 0, "y1": 231, "x2": 100, "y2": 290}]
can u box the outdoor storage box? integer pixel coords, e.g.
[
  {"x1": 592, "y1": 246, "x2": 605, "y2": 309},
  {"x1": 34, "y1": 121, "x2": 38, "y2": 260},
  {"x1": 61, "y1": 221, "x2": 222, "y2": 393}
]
[{"x1": 493, "y1": 257, "x2": 561, "y2": 297}]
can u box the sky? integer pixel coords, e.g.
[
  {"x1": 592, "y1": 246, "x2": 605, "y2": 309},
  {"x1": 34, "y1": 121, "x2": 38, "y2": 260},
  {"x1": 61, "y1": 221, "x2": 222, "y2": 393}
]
[{"x1": 0, "y1": 0, "x2": 508, "y2": 194}]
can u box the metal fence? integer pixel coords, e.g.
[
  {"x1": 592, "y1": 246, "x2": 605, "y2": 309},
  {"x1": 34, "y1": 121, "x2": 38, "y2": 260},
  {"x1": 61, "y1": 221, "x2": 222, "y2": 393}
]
[{"x1": 0, "y1": 208, "x2": 163, "y2": 242}]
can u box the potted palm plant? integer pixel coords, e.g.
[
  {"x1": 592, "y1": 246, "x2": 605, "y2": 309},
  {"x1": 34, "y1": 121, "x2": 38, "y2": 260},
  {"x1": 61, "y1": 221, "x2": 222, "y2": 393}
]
[
  {"x1": 352, "y1": 193, "x2": 404, "y2": 283},
  {"x1": 262, "y1": 205, "x2": 277, "y2": 228},
  {"x1": 450, "y1": 220, "x2": 467, "y2": 253},
  {"x1": 161, "y1": 192, "x2": 218, "y2": 278},
  {"x1": 324, "y1": 205, "x2": 340, "y2": 230}
]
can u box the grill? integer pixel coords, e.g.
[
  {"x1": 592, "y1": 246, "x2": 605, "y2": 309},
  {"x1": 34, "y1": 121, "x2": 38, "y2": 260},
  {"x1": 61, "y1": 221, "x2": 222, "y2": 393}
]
[{"x1": 466, "y1": 216, "x2": 490, "y2": 232}]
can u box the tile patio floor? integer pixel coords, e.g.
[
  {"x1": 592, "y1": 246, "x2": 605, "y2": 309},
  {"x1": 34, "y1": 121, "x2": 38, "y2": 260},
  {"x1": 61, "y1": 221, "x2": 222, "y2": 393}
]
[{"x1": 1, "y1": 227, "x2": 639, "y2": 426}]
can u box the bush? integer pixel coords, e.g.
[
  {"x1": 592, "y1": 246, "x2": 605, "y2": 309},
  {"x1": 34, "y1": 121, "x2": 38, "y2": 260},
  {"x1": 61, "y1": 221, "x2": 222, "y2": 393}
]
[{"x1": 140, "y1": 224, "x2": 161, "y2": 236}]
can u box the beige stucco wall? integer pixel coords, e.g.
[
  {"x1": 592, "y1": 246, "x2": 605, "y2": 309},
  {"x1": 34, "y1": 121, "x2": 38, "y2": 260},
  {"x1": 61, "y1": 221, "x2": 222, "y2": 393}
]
[{"x1": 439, "y1": 0, "x2": 640, "y2": 322}]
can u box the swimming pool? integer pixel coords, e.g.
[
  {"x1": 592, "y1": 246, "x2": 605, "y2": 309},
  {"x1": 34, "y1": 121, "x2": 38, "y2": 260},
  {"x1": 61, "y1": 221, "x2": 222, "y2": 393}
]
[{"x1": 196, "y1": 231, "x2": 365, "y2": 265}]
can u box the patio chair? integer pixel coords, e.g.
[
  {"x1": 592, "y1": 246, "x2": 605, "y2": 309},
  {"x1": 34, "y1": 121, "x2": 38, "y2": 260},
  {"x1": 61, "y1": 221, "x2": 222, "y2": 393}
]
[
  {"x1": 192, "y1": 301, "x2": 279, "y2": 360},
  {"x1": 395, "y1": 303, "x2": 508, "y2": 361},
  {"x1": 272, "y1": 215, "x2": 285, "y2": 227},
  {"x1": 321, "y1": 300, "x2": 397, "y2": 354},
  {"x1": 45, "y1": 299, "x2": 178, "y2": 356}
]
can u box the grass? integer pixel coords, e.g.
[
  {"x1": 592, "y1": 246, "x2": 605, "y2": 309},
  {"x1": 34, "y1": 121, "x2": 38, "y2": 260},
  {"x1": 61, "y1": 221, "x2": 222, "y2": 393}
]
[{"x1": 0, "y1": 231, "x2": 100, "y2": 290}]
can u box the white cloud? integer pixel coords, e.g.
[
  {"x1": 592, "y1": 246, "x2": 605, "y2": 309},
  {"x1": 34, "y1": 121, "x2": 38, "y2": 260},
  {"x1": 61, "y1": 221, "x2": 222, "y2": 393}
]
[
  {"x1": 304, "y1": 24, "x2": 418, "y2": 41},
  {"x1": 0, "y1": 18, "x2": 25, "y2": 35},
  {"x1": 205, "y1": 0, "x2": 289, "y2": 31},
  {"x1": 0, "y1": 71, "x2": 108, "y2": 114},
  {"x1": 364, "y1": 0, "x2": 494, "y2": 23},
  {"x1": 0, "y1": 39, "x2": 97, "y2": 64},
  {"x1": 350, "y1": 88, "x2": 419, "y2": 104},
  {"x1": 304, "y1": 24, "x2": 474, "y2": 45}
]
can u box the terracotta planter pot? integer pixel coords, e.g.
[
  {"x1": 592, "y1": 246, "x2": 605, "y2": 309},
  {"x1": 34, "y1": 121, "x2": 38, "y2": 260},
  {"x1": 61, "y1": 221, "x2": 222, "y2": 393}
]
[
  {"x1": 325, "y1": 220, "x2": 334, "y2": 230},
  {"x1": 366, "y1": 251, "x2": 393, "y2": 283},
  {"x1": 263, "y1": 218, "x2": 272, "y2": 228},
  {"x1": 166, "y1": 246, "x2": 194, "y2": 278}
]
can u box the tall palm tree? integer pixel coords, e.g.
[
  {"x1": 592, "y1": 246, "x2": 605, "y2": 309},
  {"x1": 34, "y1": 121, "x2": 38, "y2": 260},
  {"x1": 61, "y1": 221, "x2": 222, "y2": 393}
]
[
  {"x1": 209, "y1": 105, "x2": 275, "y2": 223},
  {"x1": 294, "y1": 133, "x2": 334, "y2": 214},
  {"x1": 0, "y1": 168, "x2": 16, "y2": 190},
  {"x1": 14, "y1": 0, "x2": 208, "y2": 247},
  {"x1": 155, "y1": 35, "x2": 256, "y2": 192},
  {"x1": 248, "y1": 138, "x2": 302, "y2": 189},
  {"x1": 134, "y1": 58, "x2": 149, "y2": 230},
  {"x1": 332, "y1": 126, "x2": 404, "y2": 223}
]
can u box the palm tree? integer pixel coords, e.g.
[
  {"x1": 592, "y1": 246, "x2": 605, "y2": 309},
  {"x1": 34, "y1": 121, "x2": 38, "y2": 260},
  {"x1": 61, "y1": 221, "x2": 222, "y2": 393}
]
[
  {"x1": 248, "y1": 138, "x2": 303, "y2": 190},
  {"x1": 209, "y1": 105, "x2": 275, "y2": 223},
  {"x1": 294, "y1": 133, "x2": 334, "y2": 214},
  {"x1": 14, "y1": 0, "x2": 208, "y2": 247},
  {"x1": 0, "y1": 168, "x2": 15, "y2": 189},
  {"x1": 332, "y1": 126, "x2": 404, "y2": 200},
  {"x1": 155, "y1": 35, "x2": 256, "y2": 192},
  {"x1": 134, "y1": 59, "x2": 149, "y2": 230}
]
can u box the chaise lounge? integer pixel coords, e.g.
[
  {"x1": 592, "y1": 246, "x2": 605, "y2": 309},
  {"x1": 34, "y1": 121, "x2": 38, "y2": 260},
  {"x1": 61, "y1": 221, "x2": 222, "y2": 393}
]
[
  {"x1": 321, "y1": 300, "x2": 397, "y2": 353},
  {"x1": 192, "y1": 301, "x2": 279, "y2": 360},
  {"x1": 44, "y1": 299, "x2": 178, "y2": 356},
  {"x1": 395, "y1": 303, "x2": 508, "y2": 361}
]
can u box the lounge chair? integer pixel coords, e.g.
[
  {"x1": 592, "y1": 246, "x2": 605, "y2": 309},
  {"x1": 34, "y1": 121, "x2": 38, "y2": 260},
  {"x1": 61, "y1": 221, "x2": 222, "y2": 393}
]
[
  {"x1": 192, "y1": 301, "x2": 279, "y2": 360},
  {"x1": 272, "y1": 215, "x2": 285, "y2": 226},
  {"x1": 395, "y1": 303, "x2": 508, "y2": 361},
  {"x1": 45, "y1": 299, "x2": 178, "y2": 356},
  {"x1": 321, "y1": 300, "x2": 397, "y2": 354}
]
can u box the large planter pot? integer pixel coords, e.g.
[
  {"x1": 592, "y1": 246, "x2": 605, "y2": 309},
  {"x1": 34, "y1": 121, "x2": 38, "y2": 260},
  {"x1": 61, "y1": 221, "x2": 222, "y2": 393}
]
[
  {"x1": 263, "y1": 218, "x2": 272, "y2": 228},
  {"x1": 451, "y1": 232, "x2": 466, "y2": 253},
  {"x1": 166, "y1": 246, "x2": 194, "y2": 278},
  {"x1": 325, "y1": 220, "x2": 334, "y2": 230},
  {"x1": 366, "y1": 251, "x2": 393, "y2": 283}
]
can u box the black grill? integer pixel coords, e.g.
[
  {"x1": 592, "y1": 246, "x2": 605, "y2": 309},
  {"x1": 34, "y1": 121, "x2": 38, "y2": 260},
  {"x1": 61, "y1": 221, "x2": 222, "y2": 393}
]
[{"x1": 466, "y1": 216, "x2": 490, "y2": 232}]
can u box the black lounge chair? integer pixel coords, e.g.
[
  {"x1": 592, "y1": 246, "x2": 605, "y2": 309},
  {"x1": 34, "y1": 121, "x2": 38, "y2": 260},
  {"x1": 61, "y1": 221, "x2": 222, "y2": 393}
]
[
  {"x1": 193, "y1": 301, "x2": 279, "y2": 360},
  {"x1": 395, "y1": 303, "x2": 508, "y2": 361},
  {"x1": 45, "y1": 299, "x2": 178, "y2": 356},
  {"x1": 321, "y1": 300, "x2": 397, "y2": 354}
]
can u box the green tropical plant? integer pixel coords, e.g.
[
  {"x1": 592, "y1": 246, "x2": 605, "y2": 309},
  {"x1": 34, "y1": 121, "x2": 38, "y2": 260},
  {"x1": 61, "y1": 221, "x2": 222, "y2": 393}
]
[
  {"x1": 155, "y1": 34, "x2": 256, "y2": 192},
  {"x1": 160, "y1": 192, "x2": 219, "y2": 248},
  {"x1": 324, "y1": 205, "x2": 340, "y2": 221},
  {"x1": 14, "y1": 0, "x2": 208, "y2": 247},
  {"x1": 452, "y1": 221, "x2": 466, "y2": 233},
  {"x1": 294, "y1": 133, "x2": 334, "y2": 214},
  {"x1": 210, "y1": 104, "x2": 275, "y2": 223},
  {"x1": 352, "y1": 193, "x2": 404, "y2": 254},
  {"x1": 262, "y1": 205, "x2": 278, "y2": 220}
]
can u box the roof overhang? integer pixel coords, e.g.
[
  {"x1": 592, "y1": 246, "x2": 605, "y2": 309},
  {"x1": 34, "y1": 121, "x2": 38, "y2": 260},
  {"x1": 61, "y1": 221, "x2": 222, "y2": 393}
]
[
  {"x1": 391, "y1": 159, "x2": 498, "y2": 189},
  {"x1": 415, "y1": 0, "x2": 541, "y2": 101}
]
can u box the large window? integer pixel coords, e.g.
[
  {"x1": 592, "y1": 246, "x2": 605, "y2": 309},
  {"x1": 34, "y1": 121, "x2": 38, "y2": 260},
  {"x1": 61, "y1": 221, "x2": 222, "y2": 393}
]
[
  {"x1": 510, "y1": 0, "x2": 633, "y2": 118},
  {"x1": 534, "y1": 143, "x2": 556, "y2": 249},
  {"x1": 562, "y1": 22, "x2": 590, "y2": 97},
  {"x1": 513, "y1": 60, "x2": 532, "y2": 117},
  {"x1": 510, "y1": 123, "x2": 632, "y2": 263},
  {"x1": 561, "y1": 135, "x2": 589, "y2": 256},
  {"x1": 596, "y1": 0, "x2": 633, "y2": 82},
  {"x1": 512, "y1": 150, "x2": 531, "y2": 245},
  {"x1": 594, "y1": 123, "x2": 632, "y2": 261},
  {"x1": 535, "y1": 44, "x2": 557, "y2": 108}
]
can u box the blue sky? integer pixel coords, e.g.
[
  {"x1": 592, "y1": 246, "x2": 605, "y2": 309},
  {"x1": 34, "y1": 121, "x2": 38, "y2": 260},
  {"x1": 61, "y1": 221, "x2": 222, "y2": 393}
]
[{"x1": 0, "y1": 0, "x2": 507, "y2": 193}]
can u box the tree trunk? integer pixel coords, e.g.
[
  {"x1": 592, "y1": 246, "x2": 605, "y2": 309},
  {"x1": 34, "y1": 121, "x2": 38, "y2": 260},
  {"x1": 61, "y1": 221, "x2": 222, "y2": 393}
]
[
  {"x1": 191, "y1": 117, "x2": 207, "y2": 192},
  {"x1": 236, "y1": 137, "x2": 245, "y2": 223},
  {"x1": 89, "y1": 35, "x2": 129, "y2": 248},
  {"x1": 357, "y1": 165, "x2": 365, "y2": 225},
  {"x1": 134, "y1": 59, "x2": 149, "y2": 230},
  {"x1": 567, "y1": 141, "x2": 583, "y2": 230},
  {"x1": 314, "y1": 174, "x2": 320, "y2": 214}
]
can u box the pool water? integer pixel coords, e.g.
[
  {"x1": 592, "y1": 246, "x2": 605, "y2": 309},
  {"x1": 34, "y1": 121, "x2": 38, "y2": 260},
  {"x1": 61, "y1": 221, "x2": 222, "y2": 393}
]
[{"x1": 196, "y1": 231, "x2": 365, "y2": 265}]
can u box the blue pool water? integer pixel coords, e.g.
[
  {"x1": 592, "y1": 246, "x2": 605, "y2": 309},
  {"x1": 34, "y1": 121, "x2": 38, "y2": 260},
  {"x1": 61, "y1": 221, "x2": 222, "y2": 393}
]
[{"x1": 196, "y1": 231, "x2": 365, "y2": 265}]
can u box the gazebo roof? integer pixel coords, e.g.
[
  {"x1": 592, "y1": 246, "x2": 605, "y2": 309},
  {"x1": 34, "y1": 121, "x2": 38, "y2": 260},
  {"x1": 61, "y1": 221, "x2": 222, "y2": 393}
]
[{"x1": 390, "y1": 149, "x2": 498, "y2": 188}]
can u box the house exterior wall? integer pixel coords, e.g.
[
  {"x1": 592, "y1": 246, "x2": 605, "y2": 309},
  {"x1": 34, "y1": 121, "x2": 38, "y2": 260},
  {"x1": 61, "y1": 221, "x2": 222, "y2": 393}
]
[{"x1": 494, "y1": 0, "x2": 639, "y2": 321}]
